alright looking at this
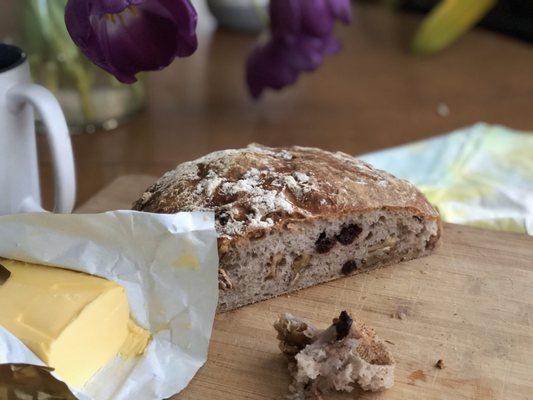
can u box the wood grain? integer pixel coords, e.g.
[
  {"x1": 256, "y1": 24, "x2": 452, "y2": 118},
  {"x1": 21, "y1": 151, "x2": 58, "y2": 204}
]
[{"x1": 79, "y1": 175, "x2": 533, "y2": 400}]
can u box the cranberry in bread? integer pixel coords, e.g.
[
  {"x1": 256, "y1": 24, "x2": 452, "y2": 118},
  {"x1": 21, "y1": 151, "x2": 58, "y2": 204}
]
[{"x1": 132, "y1": 144, "x2": 441, "y2": 312}]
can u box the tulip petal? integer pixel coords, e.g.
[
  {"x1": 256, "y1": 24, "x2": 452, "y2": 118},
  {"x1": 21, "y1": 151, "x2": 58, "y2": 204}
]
[
  {"x1": 246, "y1": 40, "x2": 299, "y2": 99},
  {"x1": 301, "y1": 0, "x2": 334, "y2": 37},
  {"x1": 94, "y1": 7, "x2": 178, "y2": 82},
  {"x1": 283, "y1": 37, "x2": 323, "y2": 71},
  {"x1": 151, "y1": 0, "x2": 198, "y2": 57},
  {"x1": 271, "y1": 0, "x2": 338, "y2": 39},
  {"x1": 246, "y1": 34, "x2": 340, "y2": 99},
  {"x1": 65, "y1": 0, "x2": 198, "y2": 83},
  {"x1": 270, "y1": 0, "x2": 301, "y2": 38},
  {"x1": 246, "y1": 0, "x2": 350, "y2": 99},
  {"x1": 321, "y1": 35, "x2": 342, "y2": 55},
  {"x1": 327, "y1": 0, "x2": 352, "y2": 24},
  {"x1": 65, "y1": 0, "x2": 109, "y2": 72},
  {"x1": 91, "y1": 0, "x2": 131, "y2": 14}
]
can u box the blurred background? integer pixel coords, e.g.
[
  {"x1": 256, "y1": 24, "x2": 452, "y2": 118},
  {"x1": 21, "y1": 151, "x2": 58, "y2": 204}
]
[{"x1": 1, "y1": 0, "x2": 532, "y2": 213}]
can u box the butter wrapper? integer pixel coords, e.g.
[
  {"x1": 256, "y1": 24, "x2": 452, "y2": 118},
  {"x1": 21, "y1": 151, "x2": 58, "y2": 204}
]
[{"x1": 0, "y1": 211, "x2": 219, "y2": 400}]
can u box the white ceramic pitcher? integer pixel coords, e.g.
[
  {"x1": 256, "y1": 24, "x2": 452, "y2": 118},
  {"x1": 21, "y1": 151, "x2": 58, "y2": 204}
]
[{"x1": 0, "y1": 43, "x2": 75, "y2": 215}]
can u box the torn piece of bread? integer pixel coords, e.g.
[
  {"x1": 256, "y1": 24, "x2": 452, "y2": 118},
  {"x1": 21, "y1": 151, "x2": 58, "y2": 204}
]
[
  {"x1": 274, "y1": 312, "x2": 395, "y2": 399},
  {"x1": 132, "y1": 144, "x2": 441, "y2": 312}
]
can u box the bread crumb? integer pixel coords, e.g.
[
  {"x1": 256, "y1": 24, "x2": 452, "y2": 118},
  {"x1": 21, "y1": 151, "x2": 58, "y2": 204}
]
[
  {"x1": 391, "y1": 311, "x2": 407, "y2": 320},
  {"x1": 274, "y1": 312, "x2": 395, "y2": 399},
  {"x1": 437, "y1": 102, "x2": 450, "y2": 117},
  {"x1": 392, "y1": 306, "x2": 409, "y2": 320},
  {"x1": 435, "y1": 359, "x2": 445, "y2": 369}
]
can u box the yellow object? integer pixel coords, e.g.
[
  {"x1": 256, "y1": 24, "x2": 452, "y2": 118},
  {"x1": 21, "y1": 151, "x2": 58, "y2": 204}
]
[
  {"x1": 174, "y1": 253, "x2": 200, "y2": 269},
  {"x1": 120, "y1": 320, "x2": 151, "y2": 358},
  {"x1": 411, "y1": 0, "x2": 496, "y2": 55},
  {"x1": 0, "y1": 259, "x2": 149, "y2": 388},
  {"x1": 360, "y1": 123, "x2": 533, "y2": 235}
]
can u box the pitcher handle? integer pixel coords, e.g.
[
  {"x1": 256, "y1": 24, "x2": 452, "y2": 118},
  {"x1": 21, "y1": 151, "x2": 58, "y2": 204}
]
[{"x1": 7, "y1": 84, "x2": 76, "y2": 214}]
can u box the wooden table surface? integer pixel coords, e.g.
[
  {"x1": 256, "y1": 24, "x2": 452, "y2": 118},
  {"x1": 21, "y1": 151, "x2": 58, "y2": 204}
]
[
  {"x1": 2, "y1": 2, "x2": 533, "y2": 208},
  {"x1": 79, "y1": 175, "x2": 533, "y2": 400}
]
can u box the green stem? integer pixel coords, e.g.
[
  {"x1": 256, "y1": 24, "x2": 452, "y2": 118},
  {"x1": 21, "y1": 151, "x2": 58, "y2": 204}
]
[
  {"x1": 43, "y1": 61, "x2": 59, "y2": 92},
  {"x1": 252, "y1": 0, "x2": 269, "y2": 28},
  {"x1": 23, "y1": 0, "x2": 96, "y2": 120},
  {"x1": 68, "y1": 64, "x2": 95, "y2": 120}
]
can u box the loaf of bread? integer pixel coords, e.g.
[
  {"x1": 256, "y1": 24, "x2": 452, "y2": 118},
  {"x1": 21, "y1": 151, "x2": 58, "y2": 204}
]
[
  {"x1": 132, "y1": 144, "x2": 441, "y2": 312},
  {"x1": 274, "y1": 311, "x2": 395, "y2": 398}
]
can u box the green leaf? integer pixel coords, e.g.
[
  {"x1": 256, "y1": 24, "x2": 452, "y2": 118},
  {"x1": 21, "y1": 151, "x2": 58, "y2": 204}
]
[{"x1": 47, "y1": 0, "x2": 79, "y2": 62}]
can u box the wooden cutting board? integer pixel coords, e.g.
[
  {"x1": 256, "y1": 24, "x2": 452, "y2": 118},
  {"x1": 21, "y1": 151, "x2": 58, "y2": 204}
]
[{"x1": 78, "y1": 175, "x2": 533, "y2": 400}]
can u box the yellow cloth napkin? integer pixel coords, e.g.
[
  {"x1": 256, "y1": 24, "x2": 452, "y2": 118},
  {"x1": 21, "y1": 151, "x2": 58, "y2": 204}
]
[{"x1": 361, "y1": 123, "x2": 533, "y2": 235}]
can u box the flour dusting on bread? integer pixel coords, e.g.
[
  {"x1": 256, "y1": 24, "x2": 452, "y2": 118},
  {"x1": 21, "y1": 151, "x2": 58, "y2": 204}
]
[{"x1": 133, "y1": 144, "x2": 441, "y2": 312}]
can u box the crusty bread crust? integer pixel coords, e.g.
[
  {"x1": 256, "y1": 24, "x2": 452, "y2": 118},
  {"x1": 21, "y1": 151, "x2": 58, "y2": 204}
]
[
  {"x1": 132, "y1": 144, "x2": 441, "y2": 247},
  {"x1": 133, "y1": 145, "x2": 441, "y2": 312}
]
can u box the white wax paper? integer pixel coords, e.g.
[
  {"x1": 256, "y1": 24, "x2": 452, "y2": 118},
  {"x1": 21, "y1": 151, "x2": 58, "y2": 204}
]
[{"x1": 0, "y1": 210, "x2": 219, "y2": 400}]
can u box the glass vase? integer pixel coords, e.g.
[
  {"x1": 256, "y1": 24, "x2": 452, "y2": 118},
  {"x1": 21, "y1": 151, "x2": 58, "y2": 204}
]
[
  {"x1": 206, "y1": 0, "x2": 269, "y2": 32},
  {"x1": 21, "y1": 0, "x2": 146, "y2": 134}
]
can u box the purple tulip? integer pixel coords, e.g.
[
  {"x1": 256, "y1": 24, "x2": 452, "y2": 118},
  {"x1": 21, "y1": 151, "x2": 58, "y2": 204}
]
[
  {"x1": 246, "y1": 35, "x2": 341, "y2": 99},
  {"x1": 246, "y1": 0, "x2": 352, "y2": 99},
  {"x1": 270, "y1": 0, "x2": 351, "y2": 39},
  {"x1": 65, "y1": 0, "x2": 198, "y2": 83}
]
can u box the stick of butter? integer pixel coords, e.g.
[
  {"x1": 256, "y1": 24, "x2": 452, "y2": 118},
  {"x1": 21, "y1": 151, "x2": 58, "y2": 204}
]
[{"x1": 0, "y1": 259, "x2": 149, "y2": 388}]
